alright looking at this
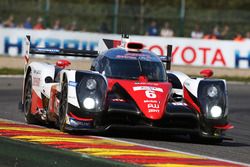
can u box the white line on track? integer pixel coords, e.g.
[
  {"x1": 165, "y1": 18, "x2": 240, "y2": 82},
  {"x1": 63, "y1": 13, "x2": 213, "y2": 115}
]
[
  {"x1": 0, "y1": 75, "x2": 23, "y2": 78},
  {"x1": 97, "y1": 136, "x2": 250, "y2": 167},
  {"x1": 0, "y1": 118, "x2": 249, "y2": 167}
]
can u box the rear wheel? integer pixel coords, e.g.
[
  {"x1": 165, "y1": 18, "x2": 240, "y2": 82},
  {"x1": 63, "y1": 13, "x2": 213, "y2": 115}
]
[
  {"x1": 24, "y1": 73, "x2": 37, "y2": 124},
  {"x1": 58, "y1": 78, "x2": 68, "y2": 132}
]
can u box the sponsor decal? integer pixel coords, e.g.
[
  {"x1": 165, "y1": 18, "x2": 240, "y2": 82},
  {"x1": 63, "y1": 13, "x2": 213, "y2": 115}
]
[
  {"x1": 3, "y1": 35, "x2": 98, "y2": 56},
  {"x1": 115, "y1": 53, "x2": 152, "y2": 61},
  {"x1": 134, "y1": 82, "x2": 159, "y2": 86},
  {"x1": 235, "y1": 50, "x2": 250, "y2": 68},
  {"x1": 68, "y1": 81, "x2": 77, "y2": 87},
  {"x1": 36, "y1": 48, "x2": 60, "y2": 53},
  {"x1": 144, "y1": 100, "x2": 159, "y2": 103},
  {"x1": 2, "y1": 28, "x2": 250, "y2": 69},
  {"x1": 172, "y1": 102, "x2": 188, "y2": 106},
  {"x1": 148, "y1": 109, "x2": 160, "y2": 113},
  {"x1": 171, "y1": 46, "x2": 226, "y2": 66},
  {"x1": 133, "y1": 86, "x2": 163, "y2": 92},
  {"x1": 112, "y1": 98, "x2": 126, "y2": 102},
  {"x1": 148, "y1": 103, "x2": 160, "y2": 109},
  {"x1": 69, "y1": 118, "x2": 92, "y2": 128},
  {"x1": 33, "y1": 77, "x2": 40, "y2": 86},
  {"x1": 33, "y1": 69, "x2": 41, "y2": 75}
]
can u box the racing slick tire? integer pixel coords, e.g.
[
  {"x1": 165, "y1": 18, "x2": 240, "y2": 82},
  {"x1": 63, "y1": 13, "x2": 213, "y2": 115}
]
[
  {"x1": 24, "y1": 73, "x2": 38, "y2": 124},
  {"x1": 58, "y1": 78, "x2": 68, "y2": 132}
]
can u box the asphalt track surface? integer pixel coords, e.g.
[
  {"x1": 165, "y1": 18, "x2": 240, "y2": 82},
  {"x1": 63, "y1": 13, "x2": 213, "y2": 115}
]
[{"x1": 0, "y1": 76, "x2": 250, "y2": 165}]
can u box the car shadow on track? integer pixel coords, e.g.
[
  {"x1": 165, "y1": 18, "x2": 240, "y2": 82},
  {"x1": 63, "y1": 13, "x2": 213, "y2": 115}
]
[
  {"x1": 42, "y1": 123, "x2": 250, "y2": 147},
  {"x1": 67, "y1": 128, "x2": 250, "y2": 147}
]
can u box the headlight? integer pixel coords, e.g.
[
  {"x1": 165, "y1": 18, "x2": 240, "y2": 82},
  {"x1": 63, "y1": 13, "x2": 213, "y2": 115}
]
[
  {"x1": 198, "y1": 80, "x2": 227, "y2": 120},
  {"x1": 207, "y1": 86, "x2": 218, "y2": 98},
  {"x1": 83, "y1": 97, "x2": 95, "y2": 109},
  {"x1": 86, "y1": 79, "x2": 97, "y2": 90},
  {"x1": 210, "y1": 105, "x2": 222, "y2": 118}
]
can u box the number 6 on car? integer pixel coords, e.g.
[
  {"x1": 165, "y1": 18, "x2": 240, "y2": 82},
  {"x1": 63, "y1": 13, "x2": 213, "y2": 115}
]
[{"x1": 145, "y1": 90, "x2": 157, "y2": 98}]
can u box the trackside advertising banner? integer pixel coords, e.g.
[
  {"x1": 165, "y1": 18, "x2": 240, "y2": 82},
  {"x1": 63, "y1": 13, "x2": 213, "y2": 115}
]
[{"x1": 1, "y1": 28, "x2": 250, "y2": 69}]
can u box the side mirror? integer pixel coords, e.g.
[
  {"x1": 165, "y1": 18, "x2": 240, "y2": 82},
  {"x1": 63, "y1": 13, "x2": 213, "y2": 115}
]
[
  {"x1": 166, "y1": 45, "x2": 172, "y2": 70},
  {"x1": 56, "y1": 59, "x2": 71, "y2": 68},
  {"x1": 200, "y1": 69, "x2": 213, "y2": 78}
]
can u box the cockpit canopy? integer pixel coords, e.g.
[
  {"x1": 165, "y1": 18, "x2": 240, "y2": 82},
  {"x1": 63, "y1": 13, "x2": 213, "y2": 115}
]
[{"x1": 93, "y1": 48, "x2": 167, "y2": 82}]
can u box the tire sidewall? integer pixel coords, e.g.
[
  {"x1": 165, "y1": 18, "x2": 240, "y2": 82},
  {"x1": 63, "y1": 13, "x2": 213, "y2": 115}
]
[{"x1": 59, "y1": 78, "x2": 68, "y2": 131}]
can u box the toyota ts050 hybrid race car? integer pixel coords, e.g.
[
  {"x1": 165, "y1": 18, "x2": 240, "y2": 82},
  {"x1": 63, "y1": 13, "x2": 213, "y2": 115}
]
[{"x1": 20, "y1": 34, "x2": 233, "y2": 143}]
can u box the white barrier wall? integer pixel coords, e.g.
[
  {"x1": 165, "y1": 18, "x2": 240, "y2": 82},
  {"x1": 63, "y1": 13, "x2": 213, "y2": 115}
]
[{"x1": 1, "y1": 28, "x2": 250, "y2": 69}]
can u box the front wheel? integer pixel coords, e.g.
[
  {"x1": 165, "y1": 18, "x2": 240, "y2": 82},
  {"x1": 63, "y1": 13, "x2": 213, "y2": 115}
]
[
  {"x1": 24, "y1": 73, "x2": 37, "y2": 124},
  {"x1": 58, "y1": 79, "x2": 68, "y2": 132}
]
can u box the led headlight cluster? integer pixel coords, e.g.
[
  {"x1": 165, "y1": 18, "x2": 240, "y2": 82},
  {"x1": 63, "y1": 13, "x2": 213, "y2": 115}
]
[
  {"x1": 86, "y1": 79, "x2": 97, "y2": 90},
  {"x1": 76, "y1": 72, "x2": 107, "y2": 112},
  {"x1": 83, "y1": 97, "x2": 95, "y2": 110},
  {"x1": 198, "y1": 81, "x2": 227, "y2": 120}
]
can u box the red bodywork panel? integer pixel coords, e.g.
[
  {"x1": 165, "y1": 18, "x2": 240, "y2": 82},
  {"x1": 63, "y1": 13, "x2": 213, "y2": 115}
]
[
  {"x1": 49, "y1": 85, "x2": 58, "y2": 113},
  {"x1": 183, "y1": 87, "x2": 201, "y2": 113},
  {"x1": 31, "y1": 89, "x2": 43, "y2": 114},
  {"x1": 108, "y1": 78, "x2": 172, "y2": 120},
  {"x1": 214, "y1": 124, "x2": 234, "y2": 130}
]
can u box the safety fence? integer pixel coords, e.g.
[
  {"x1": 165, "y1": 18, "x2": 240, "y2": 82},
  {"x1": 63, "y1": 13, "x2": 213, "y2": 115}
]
[{"x1": 1, "y1": 0, "x2": 250, "y2": 37}]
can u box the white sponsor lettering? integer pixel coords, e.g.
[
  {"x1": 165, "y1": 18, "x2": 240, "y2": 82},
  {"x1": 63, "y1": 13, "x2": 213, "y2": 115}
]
[
  {"x1": 3, "y1": 28, "x2": 250, "y2": 69},
  {"x1": 148, "y1": 109, "x2": 160, "y2": 113},
  {"x1": 172, "y1": 102, "x2": 188, "y2": 106},
  {"x1": 33, "y1": 77, "x2": 40, "y2": 86},
  {"x1": 148, "y1": 103, "x2": 160, "y2": 109},
  {"x1": 144, "y1": 100, "x2": 158, "y2": 103},
  {"x1": 133, "y1": 86, "x2": 163, "y2": 92}
]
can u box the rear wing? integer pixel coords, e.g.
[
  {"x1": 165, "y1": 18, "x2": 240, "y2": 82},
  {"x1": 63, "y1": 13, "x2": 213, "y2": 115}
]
[
  {"x1": 25, "y1": 35, "x2": 172, "y2": 70},
  {"x1": 24, "y1": 35, "x2": 98, "y2": 64}
]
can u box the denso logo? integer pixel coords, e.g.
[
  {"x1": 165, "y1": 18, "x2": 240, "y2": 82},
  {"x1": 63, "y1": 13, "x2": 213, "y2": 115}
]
[
  {"x1": 148, "y1": 109, "x2": 160, "y2": 113},
  {"x1": 4, "y1": 36, "x2": 98, "y2": 55}
]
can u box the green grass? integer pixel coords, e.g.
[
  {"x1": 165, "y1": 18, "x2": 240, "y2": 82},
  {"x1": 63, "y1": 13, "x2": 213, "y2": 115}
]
[
  {"x1": 0, "y1": 68, "x2": 24, "y2": 75},
  {"x1": 193, "y1": 75, "x2": 250, "y2": 83},
  {"x1": 215, "y1": 76, "x2": 250, "y2": 83}
]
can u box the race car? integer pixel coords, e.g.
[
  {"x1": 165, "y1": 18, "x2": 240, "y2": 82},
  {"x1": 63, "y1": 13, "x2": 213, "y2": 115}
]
[{"x1": 21, "y1": 34, "x2": 233, "y2": 143}]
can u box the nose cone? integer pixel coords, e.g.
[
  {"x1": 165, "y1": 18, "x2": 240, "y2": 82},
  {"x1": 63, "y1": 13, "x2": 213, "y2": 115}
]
[{"x1": 118, "y1": 80, "x2": 171, "y2": 120}]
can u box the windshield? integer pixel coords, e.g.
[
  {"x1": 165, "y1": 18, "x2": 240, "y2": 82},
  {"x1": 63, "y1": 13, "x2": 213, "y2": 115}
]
[{"x1": 104, "y1": 58, "x2": 167, "y2": 82}]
